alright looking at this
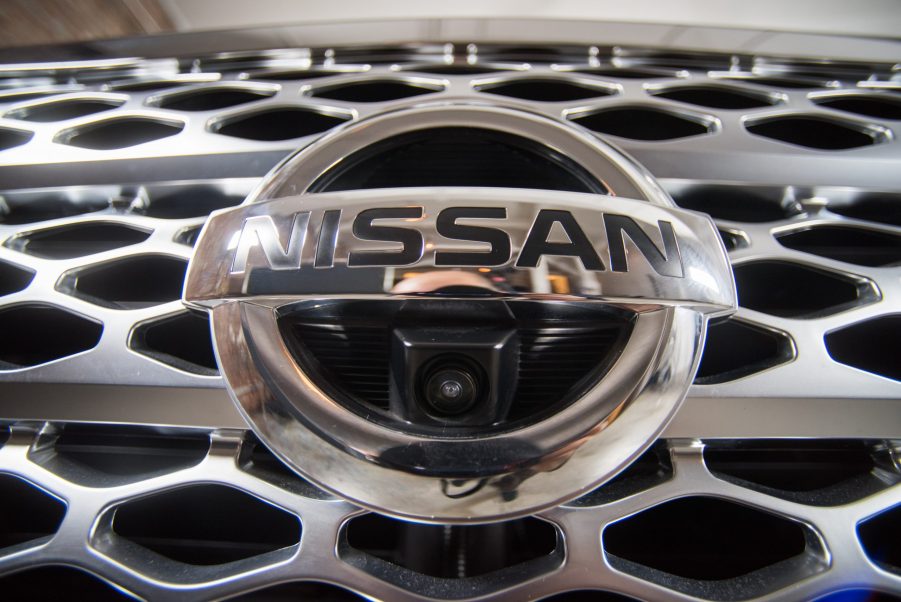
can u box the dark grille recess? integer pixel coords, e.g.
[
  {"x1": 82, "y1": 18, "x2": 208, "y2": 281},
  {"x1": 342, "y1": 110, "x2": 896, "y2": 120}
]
[
  {"x1": 746, "y1": 115, "x2": 879, "y2": 150},
  {"x1": 0, "y1": 304, "x2": 102, "y2": 368},
  {"x1": 344, "y1": 513, "x2": 558, "y2": 579},
  {"x1": 285, "y1": 301, "x2": 631, "y2": 428},
  {"x1": 858, "y1": 506, "x2": 901, "y2": 575},
  {"x1": 603, "y1": 497, "x2": 809, "y2": 580},
  {"x1": 511, "y1": 323, "x2": 624, "y2": 419},
  {"x1": 6, "y1": 222, "x2": 149, "y2": 259},
  {"x1": 0, "y1": 473, "x2": 66, "y2": 549},
  {"x1": 61, "y1": 117, "x2": 183, "y2": 150},
  {"x1": 695, "y1": 318, "x2": 794, "y2": 384},
  {"x1": 6, "y1": 99, "x2": 122, "y2": 122},
  {"x1": 112, "y1": 484, "x2": 300, "y2": 566},
  {"x1": 0, "y1": 566, "x2": 134, "y2": 602},
  {"x1": 292, "y1": 320, "x2": 392, "y2": 409},
  {"x1": 311, "y1": 127, "x2": 605, "y2": 193}
]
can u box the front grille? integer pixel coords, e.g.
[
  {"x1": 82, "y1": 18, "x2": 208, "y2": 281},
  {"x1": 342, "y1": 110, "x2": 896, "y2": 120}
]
[{"x1": 0, "y1": 29, "x2": 899, "y2": 601}]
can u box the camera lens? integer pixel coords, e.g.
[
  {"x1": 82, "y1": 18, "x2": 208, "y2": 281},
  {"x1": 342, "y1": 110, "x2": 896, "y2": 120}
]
[{"x1": 423, "y1": 365, "x2": 479, "y2": 416}]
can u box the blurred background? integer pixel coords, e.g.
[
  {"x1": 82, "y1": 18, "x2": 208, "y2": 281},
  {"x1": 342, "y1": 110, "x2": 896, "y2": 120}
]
[{"x1": 0, "y1": 0, "x2": 899, "y2": 49}]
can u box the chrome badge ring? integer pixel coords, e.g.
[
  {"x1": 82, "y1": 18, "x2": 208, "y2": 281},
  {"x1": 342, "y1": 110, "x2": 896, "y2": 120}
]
[{"x1": 184, "y1": 104, "x2": 736, "y2": 522}]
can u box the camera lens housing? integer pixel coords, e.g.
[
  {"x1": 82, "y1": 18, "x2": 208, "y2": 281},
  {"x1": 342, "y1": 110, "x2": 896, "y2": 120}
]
[
  {"x1": 391, "y1": 309, "x2": 517, "y2": 429},
  {"x1": 420, "y1": 356, "x2": 483, "y2": 416}
]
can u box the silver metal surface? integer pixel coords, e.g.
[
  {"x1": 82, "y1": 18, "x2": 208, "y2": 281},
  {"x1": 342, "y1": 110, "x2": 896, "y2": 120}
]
[
  {"x1": 0, "y1": 428, "x2": 897, "y2": 600},
  {"x1": 184, "y1": 183, "x2": 733, "y2": 519},
  {"x1": 0, "y1": 51, "x2": 898, "y2": 190},
  {"x1": 0, "y1": 28, "x2": 899, "y2": 600},
  {"x1": 180, "y1": 103, "x2": 735, "y2": 520}
]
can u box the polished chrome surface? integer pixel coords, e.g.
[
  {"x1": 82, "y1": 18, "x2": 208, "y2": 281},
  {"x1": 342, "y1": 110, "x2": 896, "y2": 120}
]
[
  {"x1": 0, "y1": 27, "x2": 899, "y2": 599},
  {"x1": 184, "y1": 186, "x2": 733, "y2": 520},
  {"x1": 177, "y1": 105, "x2": 737, "y2": 520},
  {"x1": 0, "y1": 428, "x2": 898, "y2": 600},
  {"x1": 186, "y1": 188, "x2": 733, "y2": 307},
  {"x1": 0, "y1": 45, "x2": 898, "y2": 191}
]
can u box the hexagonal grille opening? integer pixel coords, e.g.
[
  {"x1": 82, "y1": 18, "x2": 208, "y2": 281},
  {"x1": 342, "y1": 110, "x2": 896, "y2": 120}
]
[
  {"x1": 670, "y1": 185, "x2": 800, "y2": 222},
  {"x1": 826, "y1": 315, "x2": 901, "y2": 381},
  {"x1": 720, "y1": 76, "x2": 830, "y2": 89},
  {"x1": 814, "y1": 95, "x2": 901, "y2": 119},
  {"x1": 570, "y1": 441, "x2": 673, "y2": 506},
  {"x1": 718, "y1": 229, "x2": 745, "y2": 251},
  {"x1": 627, "y1": 50, "x2": 731, "y2": 71},
  {"x1": 858, "y1": 506, "x2": 901, "y2": 575},
  {"x1": 0, "y1": 190, "x2": 109, "y2": 225},
  {"x1": 312, "y1": 80, "x2": 439, "y2": 102},
  {"x1": 112, "y1": 485, "x2": 300, "y2": 565},
  {"x1": 0, "y1": 259, "x2": 33, "y2": 295},
  {"x1": 0, "y1": 305, "x2": 102, "y2": 368},
  {"x1": 603, "y1": 497, "x2": 807, "y2": 580},
  {"x1": 131, "y1": 311, "x2": 218, "y2": 375},
  {"x1": 695, "y1": 318, "x2": 793, "y2": 384},
  {"x1": 214, "y1": 108, "x2": 348, "y2": 141},
  {"x1": 704, "y1": 440, "x2": 898, "y2": 505},
  {"x1": 345, "y1": 513, "x2": 558, "y2": 579},
  {"x1": 243, "y1": 69, "x2": 350, "y2": 81},
  {"x1": 652, "y1": 85, "x2": 773, "y2": 109},
  {"x1": 746, "y1": 116, "x2": 877, "y2": 150},
  {"x1": 0, "y1": 566, "x2": 134, "y2": 602},
  {"x1": 409, "y1": 64, "x2": 502, "y2": 75},
  {"x1": 69, "y1": 255, "x2": 187, "y2": 309},
  {"x1": 705, "y1": 440, "x2": 875, "y2": 491},
  {"x1": 7, "y1": 98, "x2": 122, "y2": 122},
  {"x1": 571, "y1": 108, "x2": 710, "y2": 140},
  {"x1": 176, "y1": 225, "x2": 202, "y2": 246},
  {"x1": 776, "y1": 226, "x2": 901, "y2": 267},
  {"x1": 6, "y1": 222, "x2": 149, "y2": 258},
  {"x1": 0, "y1": 473, "x2": 65, "y2": 548},
  {"x1": 574, "y1": 67, "x2": 676, "y2": 79},
  {"x1": 226, "y1": 582, "x2": 366, "y2": 601},
  {"x1": 36, "y1": 424, "x2": 209, "y2": 484},
  {"x1": 157, "y1": 88, "x2": 274, "y2": 111},
  {"x1": 477, "y1": 79, "x2": 614, "y2": 101},
  {"x1": 829, "y1": 194, "x2": 901, "y2": 227},
  {"x1": 734, "y1": 261, "x2": 868, "y2": 318},
  {"x1": 143, "y1": 185, "x2": 244, "y2": 219},
  {"x1": 110, "y1": 80, "x2": 191, "y2": 92},
  {"x1": 62, "y1": 117, "x2": 183, "y2": 150},
  {"x1": 0, "y1": 126, "x2": 33, "y2": 150}
]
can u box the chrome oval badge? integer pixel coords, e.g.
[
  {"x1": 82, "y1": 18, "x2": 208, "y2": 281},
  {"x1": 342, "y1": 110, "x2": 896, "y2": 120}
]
[{"x1": 184, "y1": 105, "x2": 736, "y2": 522}]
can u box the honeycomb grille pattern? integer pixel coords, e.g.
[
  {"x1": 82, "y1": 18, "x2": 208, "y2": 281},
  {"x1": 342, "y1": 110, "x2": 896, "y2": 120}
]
[
  {"x1": 0, "y1": 41, "x2": 900, "y2": 601},
  {"x1": 0, "y1": 429, "x2": 898, "y2": 601},
  {"x1": 0, "y1": 46, "x2": 899, "y2": 189},
  {"x1": 0, "y1": 179, "x2": 254, "y2": 384}
]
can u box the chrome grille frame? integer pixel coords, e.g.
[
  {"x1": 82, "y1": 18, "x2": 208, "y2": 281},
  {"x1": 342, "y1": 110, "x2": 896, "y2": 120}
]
[{"x1": 0, "y1": 21, "x2": 899, "y2": 601}]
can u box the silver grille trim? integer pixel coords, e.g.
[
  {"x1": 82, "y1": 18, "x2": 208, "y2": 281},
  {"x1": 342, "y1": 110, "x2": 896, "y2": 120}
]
[
  {"x1": 0, "y1": 428, "x2": 898, "y2": 600},
  {"x1": 0, "y1": 60, "x2": 900, "y2": 189},
  {"x1": 1, "y1": 29, "x2": 900, "y2": 600}
]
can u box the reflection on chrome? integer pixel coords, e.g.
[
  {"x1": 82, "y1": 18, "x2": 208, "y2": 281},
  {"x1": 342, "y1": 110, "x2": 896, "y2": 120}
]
[{"x1": 183, "y1": 106, "x2": 736, "y2": 522}]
